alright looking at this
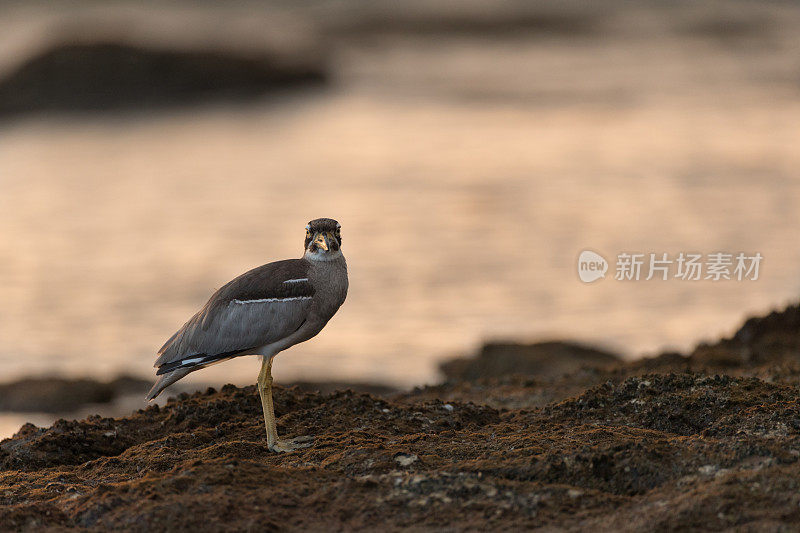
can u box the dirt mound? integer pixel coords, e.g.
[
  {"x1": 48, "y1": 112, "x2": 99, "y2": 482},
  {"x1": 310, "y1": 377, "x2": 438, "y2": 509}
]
[
  {"x1": 547, "y1": 374, "x2": 797, "y2": 435},
  {"x1": 2, "y1": 369, "x2": 800, "y2": 531},
  {"x1": 5, "y1": 303, "x2": 800, "y2": 529}
]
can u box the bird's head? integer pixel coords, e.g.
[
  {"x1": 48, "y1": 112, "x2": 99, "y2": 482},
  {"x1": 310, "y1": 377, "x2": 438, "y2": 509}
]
[{"x1": 304, "y1": 218, "x2": 342, "y2": 261}]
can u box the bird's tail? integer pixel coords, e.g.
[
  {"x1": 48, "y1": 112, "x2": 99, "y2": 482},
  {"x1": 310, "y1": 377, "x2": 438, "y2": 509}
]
[{"x1": 146, "y1": 368, "x2": 191, "y2": 401}]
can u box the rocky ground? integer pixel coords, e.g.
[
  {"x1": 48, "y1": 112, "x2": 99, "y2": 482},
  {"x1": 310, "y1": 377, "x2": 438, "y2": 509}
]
[{"x1": 3, "y1": 304, "x2": 800, "y2": 530}]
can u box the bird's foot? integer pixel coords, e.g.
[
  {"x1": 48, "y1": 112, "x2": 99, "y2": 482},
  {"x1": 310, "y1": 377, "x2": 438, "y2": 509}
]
[{"x1": 268, "y1": 435, "x2": 314, "y2": 453}]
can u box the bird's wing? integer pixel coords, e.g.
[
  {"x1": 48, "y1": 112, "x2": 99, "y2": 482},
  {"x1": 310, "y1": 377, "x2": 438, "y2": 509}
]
[{"x1": 154, "y1": 259, "x2": 314, "y2": 372}]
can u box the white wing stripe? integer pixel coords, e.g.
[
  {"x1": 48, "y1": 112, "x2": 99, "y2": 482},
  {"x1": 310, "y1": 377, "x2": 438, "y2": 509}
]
[
  {"x1": 283, "y1": 278, "x2": 309, "y2": 284},
  {"x1": 232, "y1": 297, "x2": 312, "y2": 304}
]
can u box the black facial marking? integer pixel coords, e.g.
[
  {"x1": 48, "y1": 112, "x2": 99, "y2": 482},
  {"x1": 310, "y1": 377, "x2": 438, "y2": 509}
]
[
  {"x1": 307, "y1": 218, "x2": 339, "y2": 233},
  {"x1": 304, "y1": 218, "x2": 342, "y2": 252}
]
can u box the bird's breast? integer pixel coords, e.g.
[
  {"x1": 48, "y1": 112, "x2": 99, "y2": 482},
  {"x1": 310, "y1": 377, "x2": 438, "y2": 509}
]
[{"x1": 308, "y1": 256, "x2": 348, "y2": 319}]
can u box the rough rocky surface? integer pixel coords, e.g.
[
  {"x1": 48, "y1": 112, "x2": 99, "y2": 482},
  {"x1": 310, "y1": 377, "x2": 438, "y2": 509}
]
[
  {"x1": 3, "y1": 373, "x2": 800, "y2": 531},
  {"x1": 3, "y1": 303, "x2": 800, "y2": 530}
]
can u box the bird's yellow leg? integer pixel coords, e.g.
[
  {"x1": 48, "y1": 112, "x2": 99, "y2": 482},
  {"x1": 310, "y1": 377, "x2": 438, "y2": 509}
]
[
  {"x1": 257, "y1": 357, "x2": 313, "y2": 453},
  {"x1": 257, "y1": 357, "x2": 279, "y2": 448}
]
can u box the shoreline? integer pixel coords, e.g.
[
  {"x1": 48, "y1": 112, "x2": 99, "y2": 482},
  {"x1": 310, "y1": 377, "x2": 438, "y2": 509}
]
[{"x1": 3, "y1": 302, "x2": 800, "y2": 529}]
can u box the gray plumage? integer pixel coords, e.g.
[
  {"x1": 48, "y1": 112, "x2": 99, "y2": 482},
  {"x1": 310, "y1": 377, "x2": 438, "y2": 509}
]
[{"x1": 147, "y1": 218, "x2": 348, "y2": 401}]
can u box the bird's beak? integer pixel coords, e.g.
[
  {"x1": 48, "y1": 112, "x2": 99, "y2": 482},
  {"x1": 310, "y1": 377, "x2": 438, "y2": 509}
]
[{"x1": 313, "y1": 232, "x2": 329, "y2": 251}]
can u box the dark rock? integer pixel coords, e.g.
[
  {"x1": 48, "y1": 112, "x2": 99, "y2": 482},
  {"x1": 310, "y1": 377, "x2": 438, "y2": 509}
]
[
  {"x1": 717, "y1": 302, "x2": 800, "y2": 361},
  {"x1": 0, "y1": 375, "x2": 150, "y2": 413},
  {"x1": 440, "y1": 340, "x2": 620, "y2": 381},
  {"x1": 0, "y1": 41, "x2": 327, "y2": 117}
]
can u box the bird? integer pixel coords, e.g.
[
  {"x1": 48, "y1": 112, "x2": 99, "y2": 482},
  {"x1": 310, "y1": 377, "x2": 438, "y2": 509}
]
[{"x1": 146, "y1": 218, "x2": 348, "y2": 452}]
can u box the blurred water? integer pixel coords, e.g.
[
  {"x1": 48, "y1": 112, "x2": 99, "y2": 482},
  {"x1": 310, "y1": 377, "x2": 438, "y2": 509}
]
[{"x1": 1, "y1": 22, "x2": 800, "y2": 392}]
